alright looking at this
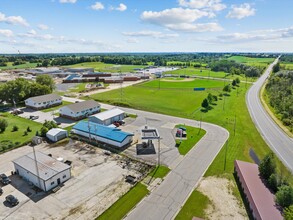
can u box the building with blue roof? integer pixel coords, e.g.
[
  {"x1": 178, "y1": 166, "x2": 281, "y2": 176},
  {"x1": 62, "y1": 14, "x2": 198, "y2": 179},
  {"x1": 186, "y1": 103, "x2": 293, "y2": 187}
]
[{"x1": 71, "y1": 121, "x2": 134, "y2": 148}]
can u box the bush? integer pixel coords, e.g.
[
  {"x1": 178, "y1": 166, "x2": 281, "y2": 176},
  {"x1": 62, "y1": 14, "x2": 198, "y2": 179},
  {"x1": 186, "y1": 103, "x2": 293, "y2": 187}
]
[
  {"x1": 27, "y1": 126, "x2": 32, "y2": 132},
  {"x1": 23, "y1": 131, "x2": 28, "y2": 136},
  {"x1": 276, "y1": 185, "x2": 293, "y2": 208},
  {"x1": 12, "y1": 125, "x2": 19, "y2": 132},
  {"x1": 268, "y1": 173, "x2": 278, "y2": 192},
  {"x1": 284, "y1": 205, "x2": 293, "y2": 220},
  {"x1": 40, "y1": 126, "x2": 48, "y2": 137},
  {"x1": 259, "y1": 153, "x2": 276, "y2": 180},
  {"x1": 0, "y1": 119, "x2": 8, "y2": 133}
]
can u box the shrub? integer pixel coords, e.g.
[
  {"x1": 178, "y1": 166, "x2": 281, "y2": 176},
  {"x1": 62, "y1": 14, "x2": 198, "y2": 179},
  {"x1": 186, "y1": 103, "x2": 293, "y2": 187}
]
[
  {"x1": 12, "y1": 125, "x2": 19, "y2": 132},
  {"x1": 27, "y1": 126, "x2": 32, "y2": 132},
  {"x1": 259, "y1": 153, "x2": 276, "y2": 180},
  {"x1": 0, "y1": 119, "x2": 8, "y2": 133},
  {"x1": 276, "y1": 185, "x2": 293, "y2": 208},
  {"x1": 23, "y1": 131, "x2": 28, "y2": 136},
  {"x1": 284, "y1": 205, "x2": 293, "y2": 220}
]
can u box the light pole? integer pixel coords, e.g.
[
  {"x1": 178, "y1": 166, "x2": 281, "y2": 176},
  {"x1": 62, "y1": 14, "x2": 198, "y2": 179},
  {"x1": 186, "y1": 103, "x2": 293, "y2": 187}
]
[
  {"x1": 233, "y1": 114, "x2": 236, "y2": 136},
  {"x1": 224, "y1": 140, "x2": 229, "y2": 171}
]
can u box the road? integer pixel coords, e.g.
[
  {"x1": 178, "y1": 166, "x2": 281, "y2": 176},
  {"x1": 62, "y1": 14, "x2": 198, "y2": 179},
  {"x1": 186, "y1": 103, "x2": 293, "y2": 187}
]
[
  {"x1": 246, "y1": 58, "x2": 293, "y2": 173},
  {"x1": 63, "y1": 96, "x2": 229, "y2": 219}
]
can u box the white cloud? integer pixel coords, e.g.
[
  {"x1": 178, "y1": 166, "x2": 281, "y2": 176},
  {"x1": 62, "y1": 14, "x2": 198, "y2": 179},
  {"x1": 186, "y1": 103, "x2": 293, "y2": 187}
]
[
  {"x1": 0, "y1": 29, "x2": 13, "y2": 37},
  {"x1": 123, "y1": 30, "x2": 178, "y2": 39},
  {"x1": 126, "y1": 38, "x2": 139, "y2": 43},
  {"x1": 0, "y1": 12, "x2": 29, "y2": 26},
  {"x1": 91, "y1": 2, "x2": 105, "y2": 10},
  {"x1": 38, "y1": 24, "x2": 49, "y2": 30},
  {"x1": 178, "y1": 0, "x2": 226, "y2": 11},
  {"x1": 116, "y1": 3, "x2": 127, "y2": 11},
  {"x1": 59, "y1": 0, "x2": 77, "y2": 3},
  {"x1": 226, "y1": 3, "x2": 256, "y2": 19},
  {"x1": 141, "y1": 8, "x2": 221, "y2": 32}
]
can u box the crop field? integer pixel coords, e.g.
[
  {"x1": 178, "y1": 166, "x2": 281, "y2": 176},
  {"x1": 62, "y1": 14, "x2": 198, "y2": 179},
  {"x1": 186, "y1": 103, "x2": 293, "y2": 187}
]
[
  {"x1": 167, "y1": 61, "x2": 207, "y2": 67},
  {"x1": 228, "y1": 56, "x2": 274, "y2": 68},
  {"x1": 0, "y1": 62, "x2": 38, "y2": 70},
  {"x1": 280, "y1": 62, "x2": 293, "y2": 70},
  {"x1": 66, "y1": 62, "x2": 146, "y2": 72}
]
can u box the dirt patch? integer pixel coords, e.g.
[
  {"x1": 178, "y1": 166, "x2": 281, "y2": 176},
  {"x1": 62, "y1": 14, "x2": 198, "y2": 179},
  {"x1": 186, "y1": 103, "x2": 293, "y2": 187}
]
[
  {"x1": 197, "y1": 176, "x2": 247, "y2": 220},
  {"x1": 162, "y1": 78, "x2": 194, "y2": 82}
]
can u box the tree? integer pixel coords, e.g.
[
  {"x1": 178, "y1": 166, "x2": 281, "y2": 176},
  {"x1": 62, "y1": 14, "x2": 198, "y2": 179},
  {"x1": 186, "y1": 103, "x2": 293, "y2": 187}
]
[
  {"x1": 0, "y1": 119, "x2": 8, "y2": 133},
  {"x1": 40, "y1": 126, "x2": 48, "y2": 137},
  {"x1": 273, "y1": 62, "x2": 280, "y2": 73},
  {"x1": 284, "y1": 205, "x2": 293, "y2": 220},
  {"x1": 235, "y1": 77, "x2": 240, "y2": 84},
  {"x1": 207, "y1": 93, "x2": 213, "y2": 104},
  {"x1": 268, "y1": 173, "x2": 279, "y2": 192},
  {"x1": 232, "y1": 79, "x2": 237, "y2": 87},
  {"x1": 36, "y1": 74, "x2": 55, "y2": 92},
  {"x1": 29, "y1": 83, "x2": 51, "y2": 97},
  {"x1": 12, "y1": 125, "x2": 18, "y2": 132},
  {"x1": 201, "y1": 98, "x2": 209, "y2": 109},
  {"x1": 276, "y1": 185, "x2": 293, "y2": 208},
  {"x1": 223, "y1": 84, "x2": 231, "y2": 93},
  {"x1": 259, "y1": 153, "x2": 276, "y2": 180}
]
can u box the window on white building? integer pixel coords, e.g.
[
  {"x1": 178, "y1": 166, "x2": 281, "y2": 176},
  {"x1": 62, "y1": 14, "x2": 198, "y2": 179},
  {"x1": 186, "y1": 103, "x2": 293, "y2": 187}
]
[
  {"x1": 51, "y1": 181, "x2": 54, "y2": 185},
  {"x1": 63, "y1": 175, "x2": 66, "y2": 179}
]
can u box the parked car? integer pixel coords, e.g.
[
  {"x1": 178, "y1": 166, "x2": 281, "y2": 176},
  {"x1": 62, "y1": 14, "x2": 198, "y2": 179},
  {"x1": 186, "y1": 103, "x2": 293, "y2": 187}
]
[
  {"x1": 29, "y1": 115, "x2": 39, "y2": 120},
  {"x1": 5, "y1": 195, "x2": 19, "y2": 206},
  {"x1": 0, "y1": 187, "x2": 3, "y2": 195},
  {"x1": 0, "y1": 174, "x2": 11, "y2": 185}
]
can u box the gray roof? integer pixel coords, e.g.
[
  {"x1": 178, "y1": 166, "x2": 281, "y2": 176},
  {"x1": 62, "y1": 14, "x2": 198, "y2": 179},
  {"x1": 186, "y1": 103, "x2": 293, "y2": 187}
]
[
  {"x1": 27, "y1": 94, "x2": 62, "y2": 103},
  {"x1": 13, "y1": 151, "x2": 70, "y2": 181},
  {"x1": 63, "y1": 100, "x2": 100, "y2": 113},
  {"x1": 90, "y1": 108, "x2": 124, "y2": 121}
]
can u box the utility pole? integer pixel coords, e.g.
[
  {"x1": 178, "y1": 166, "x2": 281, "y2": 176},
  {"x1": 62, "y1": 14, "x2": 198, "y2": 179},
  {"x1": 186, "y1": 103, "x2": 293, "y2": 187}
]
[
  {"x1": 223, "y1": 95, "x2": 226, "y2": 111},
  {"x1": 224, "y1": 140, "x2": 229, "y2": 171},
  {"x1": 158, "y1": 138, "x2": 161, "y2": 166},
  {"x1": 233, "y1": 114, "x2": 236, "y2": 136}
]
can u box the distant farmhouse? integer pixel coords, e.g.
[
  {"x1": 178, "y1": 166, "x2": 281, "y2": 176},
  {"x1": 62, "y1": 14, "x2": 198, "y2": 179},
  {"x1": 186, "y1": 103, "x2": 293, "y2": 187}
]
[
  {"x1": 25, "y1": 94, "x2": 62, "y2": 110},
  {"x1": 59, "y1": 100, "x2": 100, "y2": 120}
]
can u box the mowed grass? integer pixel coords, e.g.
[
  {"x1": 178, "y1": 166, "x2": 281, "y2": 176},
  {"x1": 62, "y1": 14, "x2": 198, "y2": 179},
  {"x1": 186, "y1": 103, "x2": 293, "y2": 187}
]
[
  {"x1": 0, "y1": 113, "x2": 42, "y2": 152},
  {"x1": 148, "y1": 165, "x2": 170, "y2": 179},
  {"x1": 41, "y1": 101, "x2": 72, "y2": 113},
  {"x1": 0, "y1": 62, "x2": 38, "y2": 70},
  {"x1": 175, "y1": 190, "x2": 210, "y2": 220},
  {"x1": 175, "y1": 125, "x2": 206, "y2": 155},
  {"x1": 96, "y1": 183, "x2": 149, "y2": 220},
  {"x1": 66, "y1": 62, "x2": 146, "y2": 73},
  {"x1": 228, "y1": 56, "x2": 273, "y2": 69}
]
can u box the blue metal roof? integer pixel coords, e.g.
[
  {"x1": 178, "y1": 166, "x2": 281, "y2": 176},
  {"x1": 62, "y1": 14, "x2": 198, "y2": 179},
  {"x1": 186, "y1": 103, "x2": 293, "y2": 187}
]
[{"x1": 72, "y1": 121, "x2": 133, "y2": 143}]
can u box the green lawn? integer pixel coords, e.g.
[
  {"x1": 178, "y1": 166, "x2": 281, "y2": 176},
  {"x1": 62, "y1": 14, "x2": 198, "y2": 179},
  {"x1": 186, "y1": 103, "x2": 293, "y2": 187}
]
[
  {"x1": 0, "y1": 62, "x2": 38, "y2": 70},
  {"x1": 96, "y1": 182, "x2": 149, "y2": 220},
  {"x1": 0, "y1": 113, "x2": 42, "y2": 152},
  {"x1": 41, "y1": 101, "x2": 72, "y2": 113},
  {"x1": 148, "y1": 165, "x2": 170, "y2": 179},
  {"x1": 175, "y1": 125, "x2": 206, "y2": 155},
  {"x1": 175, "y1": 190, "x2": 210, "y2": 220},
  {"x1": 66, "y1": 62, "x2": 146, "y2": 73}
]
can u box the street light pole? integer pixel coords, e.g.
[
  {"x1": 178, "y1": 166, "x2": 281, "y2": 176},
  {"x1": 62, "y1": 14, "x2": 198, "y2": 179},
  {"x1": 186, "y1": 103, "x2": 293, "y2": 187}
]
[{"x1": 224, "y1": 140, "x2": 229, "y2": 171}]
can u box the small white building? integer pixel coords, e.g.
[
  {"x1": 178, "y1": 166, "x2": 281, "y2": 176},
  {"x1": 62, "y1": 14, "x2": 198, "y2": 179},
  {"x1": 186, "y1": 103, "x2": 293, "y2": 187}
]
[
  {"x1": 89, "y1": 108, "x2": 125, "y2": 126},
  {"x1": 13, "y1": 152, "x2": 71, "y2": 192},
  {"x1": 72, "y1": 121, "x2": 133, "y2": 148},
  {"x1": 59, "y1": 100, "x2": 100, "y2": 120},
  {"x1": 25, "y1": 94, "x2": 62, "y2": 110},
  {"x1": 46, "y1": 128, "x2": 68, "y2": 142}
]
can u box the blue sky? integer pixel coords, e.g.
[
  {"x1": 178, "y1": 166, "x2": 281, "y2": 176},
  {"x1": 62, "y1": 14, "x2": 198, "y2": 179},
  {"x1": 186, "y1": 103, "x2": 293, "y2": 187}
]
[{"x1": 0, "y1": 0, "x2": 293, "y2": 53}]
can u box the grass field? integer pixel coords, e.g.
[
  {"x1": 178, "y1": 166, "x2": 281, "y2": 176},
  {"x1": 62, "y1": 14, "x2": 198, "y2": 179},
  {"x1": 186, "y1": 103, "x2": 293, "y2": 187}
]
[
  {"x1": 167, "y1": 61, "x2": 208, "y2": 67},
  {"x1": 148, "y1": 165, "x2": 170, "y2": 179},
  {"x1": 0, "y1": 62, "x2": 38, "y2": 70},
  {"x1": 41, "y1": 101, "x2": 72, "y2": 113},
  {"x1": 281, "y1": 62, "x2": 293, "y2": 70},
  {"x1": 228, "y1": 56, "x2": 274, "y2": 69},
  {"x1": 175, "y1": 190, "x2": 210, "y2": 220},
  {"x1": 66, "y1": 62, "x2": 146, "y2": 73},
  {"x1": 96, "y1": 182, "x2": 149, "y2": 220},
  {"x1": 0, "y1": 112, "x2": 42, "y2": 152},
  {"x1": 175, "y1": 125, "x2": 206, "y2": 155}
]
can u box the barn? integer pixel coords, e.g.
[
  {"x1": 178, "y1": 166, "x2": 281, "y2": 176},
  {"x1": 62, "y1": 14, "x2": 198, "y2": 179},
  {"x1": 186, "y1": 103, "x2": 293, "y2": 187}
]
[
  {"x1": 13, "y1": 151, "x2": 71, "y2": 192},
  {"x1": 46, "y1": 128, "x2": 68, "y2": 142},
  {"x1": 89, "y1": 108, "x2": 125, "y2": 126},
  {"x1": 25, "y1": 94, "x2": 62, "y2": 110},
  {"x1": 71, "y1": 121, "x2": 133, "y2": 148}
]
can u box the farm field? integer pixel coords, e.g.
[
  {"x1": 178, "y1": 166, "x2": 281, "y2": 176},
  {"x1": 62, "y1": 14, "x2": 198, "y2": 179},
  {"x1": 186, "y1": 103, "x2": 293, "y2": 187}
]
[
  {"x1": 66, "y1": 62, "x2": 146, "y2": 72},
  {"x1": 280, "y1": 62, "x2": 293, "y2": 70},
  {"x1": 0, "y1": 62, "x2": 38, "y2": 70},
  {"x1": 167, "y1": 61, "x2": 207, "y2": 67},
  {"x1": 228, "y1": 56, "x2": 274, "y2": 68},
  {"x1": 0, "y1": 112, "x2": 42, "y2": 152}
]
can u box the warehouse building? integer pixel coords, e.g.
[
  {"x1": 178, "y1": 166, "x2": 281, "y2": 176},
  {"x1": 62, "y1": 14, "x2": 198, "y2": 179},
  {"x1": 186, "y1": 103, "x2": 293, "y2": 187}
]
[
  {"x1": 25, "y1": 94, "x2": 62, "y2": 110},
  {"x1": 234, "y1": 160, "x2": 282, "y2": 220},
  {"x1": 59, "y1": 100, "x2": 100, "y2": 120},
  {"x1": 72, "y1": 121, "x2": 133, "y2": 148},
  {"x1": 13, "y1": 152, "x2": 71, "y2": 192},
  {"x1": 46, "y1": 128, "x2": 68, "y2": 142},
  {"x1": 89, "y1": 108, "x2": 125, "y2": 126}
]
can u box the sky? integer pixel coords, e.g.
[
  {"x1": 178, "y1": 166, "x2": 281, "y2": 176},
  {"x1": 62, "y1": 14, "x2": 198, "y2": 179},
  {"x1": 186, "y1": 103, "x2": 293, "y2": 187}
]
[{"x1": 0, "y1": 0, "x2": 293, "y2": 53}]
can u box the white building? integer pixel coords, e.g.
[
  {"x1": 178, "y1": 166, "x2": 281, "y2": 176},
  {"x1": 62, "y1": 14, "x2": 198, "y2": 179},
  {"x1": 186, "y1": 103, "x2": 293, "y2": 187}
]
[
  {"x1": 89, "y1": 108, "x2": 125, "y2": 126},
  {"x1": 46, "y1": 128, "x2": 68, "y2": 142},
  {"x1": 13, "y1": 152, "x2": 71, "y2": 192},
  {"x1": 72, "y1": 121, "x2": 133, "y2": 148},
  {"x1": 59, "y1": 100, "x2": 100, "y2": 120},
  {"x1": 25, "y1": 94, "x2": 62, "y2": 110}
]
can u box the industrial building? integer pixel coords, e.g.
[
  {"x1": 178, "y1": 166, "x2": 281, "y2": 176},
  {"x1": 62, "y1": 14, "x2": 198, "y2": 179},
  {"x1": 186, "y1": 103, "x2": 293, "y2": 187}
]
[
  {"x1": 13, "y1": 152, "x2": 71, "y2": 192},
  {"x1": 71, "y1": 121, "x2": 133, "y2": 148},
  {"x1": 25, "y1": 94, "x2": 62, "y2": 110},
  {"x1": 46, "y1": 128, "x2": 68, "y2": 142},
  {"x1": 59, "y1": 100, "x2": 100, "y2": 120},
  {"x1": 234, "y1": 160, "x2": 282, "y2": 220},
  {"x1": 89, "y1": 108, "x2": 125, "y2": 126}
]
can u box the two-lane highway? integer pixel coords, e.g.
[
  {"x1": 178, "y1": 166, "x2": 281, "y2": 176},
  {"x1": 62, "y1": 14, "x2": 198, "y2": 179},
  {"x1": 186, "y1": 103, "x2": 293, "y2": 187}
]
[{"x1": 246, "y1": 58, "x2": 293, "y2": 172}]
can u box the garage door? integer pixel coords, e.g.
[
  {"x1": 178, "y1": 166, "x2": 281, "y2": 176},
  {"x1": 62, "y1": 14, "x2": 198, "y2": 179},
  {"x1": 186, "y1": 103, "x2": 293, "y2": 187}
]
[{"x1": 57, "y1": 133, "x2": 67, "y2": 141}]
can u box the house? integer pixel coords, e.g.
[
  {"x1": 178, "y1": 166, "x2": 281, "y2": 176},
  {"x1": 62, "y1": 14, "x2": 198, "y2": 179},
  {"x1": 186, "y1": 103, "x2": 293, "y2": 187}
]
[
  {"x1": 71, "y1": 121, "x2": 134, "y2": 148},
  {"x1": 89, "y1": 108, "x2": 125, "y2": 126},
  {"x1": 25, "y1": 94, "x2": 62, "y2": 110},
  {"x1": 46, "y1": 128, "x2": 68, "y2": 142},
  {"x1": 234, "y1": 160, "x2": 282, "y2": 220},
  {"x1": 59, "y1": 100, "x2": 100, "y2": 120},
  {"x1": 13, "y1": 152, "x2": 71, "y2": 192}
]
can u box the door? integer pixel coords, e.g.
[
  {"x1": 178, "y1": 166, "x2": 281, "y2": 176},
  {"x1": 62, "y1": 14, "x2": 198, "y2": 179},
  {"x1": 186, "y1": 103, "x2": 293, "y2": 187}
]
[{"x1": 57, "y1": 178, "x2": 61, "y2": 185}]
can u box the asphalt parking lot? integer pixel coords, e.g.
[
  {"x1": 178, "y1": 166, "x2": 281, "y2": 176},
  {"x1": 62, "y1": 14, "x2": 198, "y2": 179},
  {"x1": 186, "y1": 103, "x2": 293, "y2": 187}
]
[{"x1": 0, "y1": 141, "x2": 148, "y2": 220}]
